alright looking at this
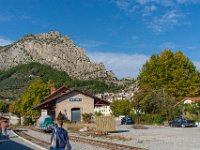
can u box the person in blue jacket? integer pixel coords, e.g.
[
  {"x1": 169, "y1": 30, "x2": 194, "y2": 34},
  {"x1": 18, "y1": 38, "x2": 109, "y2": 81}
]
[{"x1": 50, "y1": 117, "x2": 71, "y2": 150}]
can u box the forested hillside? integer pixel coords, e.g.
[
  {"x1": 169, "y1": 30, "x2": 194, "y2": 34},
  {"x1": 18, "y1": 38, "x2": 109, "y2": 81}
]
[{"x1": 0, "y1": 62, "x2": 124, "y2": 100}]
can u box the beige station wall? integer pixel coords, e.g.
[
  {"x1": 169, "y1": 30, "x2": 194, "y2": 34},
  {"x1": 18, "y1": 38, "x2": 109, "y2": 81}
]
[{"x1": 55, "y1": 91, "x2": 94, "y2": 121}]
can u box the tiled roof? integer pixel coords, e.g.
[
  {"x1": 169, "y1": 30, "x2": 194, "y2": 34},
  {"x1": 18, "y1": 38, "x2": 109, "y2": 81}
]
[
  {"x1": 184, "y1": 97, "x2": 200, "y2": 102},
  {"x1": 42, "y1": 86, "x2": 71, "y2": 101},
  {"x1": 34, "y1": 86, "x2": 110, "y2": 109}
]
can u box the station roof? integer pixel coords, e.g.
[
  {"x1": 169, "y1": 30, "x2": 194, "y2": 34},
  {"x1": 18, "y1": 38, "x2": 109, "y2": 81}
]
[{"x1": 34, "y1": 86, "x2": 110, "y2": 110}]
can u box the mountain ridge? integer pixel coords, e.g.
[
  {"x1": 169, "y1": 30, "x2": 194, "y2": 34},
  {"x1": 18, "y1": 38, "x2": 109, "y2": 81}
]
[{"x1": 0, "y1": 31, "x2": 117, "y2": 82}]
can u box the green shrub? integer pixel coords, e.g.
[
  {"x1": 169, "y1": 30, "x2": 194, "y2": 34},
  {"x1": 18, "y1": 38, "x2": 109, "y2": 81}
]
[
  {"x1": 185, "y1": 112, "x2": 198, "y2": 121},
  {"x1": 0, "y1": 101, "x2": 9, "y2": 113},
  {"x1": 82, "y1": 113, "x2": 92, "y2": 123},
  {"x1": 153, "y1": 114, "x2": 165, "y2": 124},
  {"x1": 140, "y1": 114, "x2": 153, "y2": 124},
  {"x1": 110, "y1": 100, "x2": 131, "y2": 117},
  {"x1": 23, "y1": 117, "x2": 34, "y2": 125},
  {"x1": 139, "y1": 114, "x2": 165, "y2": 124},
  {"x1": 128, "y1": 112, "x2": 137, "y2": 120},
  {"x1": 95, "y1": 111, "x2": 102, "y2": 117}
]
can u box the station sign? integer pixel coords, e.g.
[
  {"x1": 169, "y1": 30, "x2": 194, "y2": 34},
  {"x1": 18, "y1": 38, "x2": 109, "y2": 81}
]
[{"x1": 69, "y1": 98, "x2": 82, "y2": 102}]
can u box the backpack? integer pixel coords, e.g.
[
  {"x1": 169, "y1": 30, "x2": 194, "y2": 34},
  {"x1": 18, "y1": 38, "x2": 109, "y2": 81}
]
[{"x1": 54, "y1": 128, "x2": 68, "y2": 148}]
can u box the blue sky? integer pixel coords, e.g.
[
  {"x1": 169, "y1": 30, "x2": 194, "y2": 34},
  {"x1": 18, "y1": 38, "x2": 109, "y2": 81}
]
[{"x1": 0, "y1": 0, "x2": 200, "y2": 79}]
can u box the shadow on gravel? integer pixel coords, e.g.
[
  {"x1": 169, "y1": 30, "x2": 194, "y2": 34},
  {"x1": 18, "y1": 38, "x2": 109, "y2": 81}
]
[
  {"x1": 109, "y1": 130, "x2": 130, "y2": 133},
  {"x1": 14, "y1": 129, "x2": 28, "y2": 132},
  {"x1": 133, "y1": 125, "x2": 149, "y2": 129}
]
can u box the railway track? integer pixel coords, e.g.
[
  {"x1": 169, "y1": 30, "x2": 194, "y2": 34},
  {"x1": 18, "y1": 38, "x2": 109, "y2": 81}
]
[
  {"x1": 14, "y1": 128, "x2": 146, "y2": 150},
  {"x1": 14, "y1": 129, "x2": 49, "y2": 149},
  {"x1": 70, "y1": 135, "x2": 145, "y2": 150}
]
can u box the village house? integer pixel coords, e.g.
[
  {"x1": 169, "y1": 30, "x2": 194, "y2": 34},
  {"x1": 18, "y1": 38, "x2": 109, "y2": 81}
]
[
  {"x1": 173, "y1": 97, "x2": 200, "y2": 119},
  {"x1": 34, "y1": 86, "x2": 110, "y2": 122},
  {"x1": 1, "y1": 113, "x2": 20, "y2": 125},
  {"x1": 174, "y1": 97, "x2": 200, "y2": 107},
  {"x1": 182, "y1": 97, "x2": 200, "y2": 104},
  {"x1": 96, "y1": 91, "x2": 134, "y2": 102},
  {"x1": 94, "y1": 90, "x2": 135, "y2": 116},
  {"x1": 94, "y1": 105, "x2": 111, "y2": 116}
]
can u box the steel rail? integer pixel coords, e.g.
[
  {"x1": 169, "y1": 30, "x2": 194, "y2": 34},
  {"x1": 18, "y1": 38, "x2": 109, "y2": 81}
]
[{"x1": 14, "y1": 128, "x2": 146, "y2": 150}]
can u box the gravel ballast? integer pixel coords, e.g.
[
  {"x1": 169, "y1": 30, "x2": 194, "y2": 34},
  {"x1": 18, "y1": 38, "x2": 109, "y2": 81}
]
[
  {"x1": 115, "y1": 125, "x2": 200, "y2": 150},
  {"x1": 20, "y1": 128, "x2": 106, "y2": 150},
  {"x1": 20, "y1": 124, "x2": 200, "y2": 150}
]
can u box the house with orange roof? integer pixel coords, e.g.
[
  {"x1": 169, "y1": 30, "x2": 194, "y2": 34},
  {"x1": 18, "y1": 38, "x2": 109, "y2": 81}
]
[{"x1": 183, "y1": 97, "x2": 200, "y2": 104}]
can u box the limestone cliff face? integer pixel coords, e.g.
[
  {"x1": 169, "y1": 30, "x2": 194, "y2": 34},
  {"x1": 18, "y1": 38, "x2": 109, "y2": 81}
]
[{"x1": 0, "y1": 31, "x2": 117, "y2": 81}]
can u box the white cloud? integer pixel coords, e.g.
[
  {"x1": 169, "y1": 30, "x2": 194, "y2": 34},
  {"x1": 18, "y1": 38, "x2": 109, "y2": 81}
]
[
  {"x1": 159, "y1": 41, "x2": 198, "y2": 51},
  {"x1": 131, "y1": 36, "x2": 138, "y2": 40},
  {"x1": 116, "y1": 0, "x2": 131, "y2": 10},
  {"x1": 142, "y1": 4, "x2": 157, "y2": 16},
  {"x1": 115, "y1": 0, "x2": 200, "y2": 10},
  {"x1": 135, "y1": 0, "x2": 199, "y2": 6},
  {"x1": 19, "y1": 15, "x2": 31, "y2": 20},
  {"x1": 193, "y1": 61, "x2": 200, "y2": 71},
  {"x1": 114, "y1": 0, "x2": 198, "y2": 32},
  {"x1": 88, "y1": 51, "x2": 200, "y2": 79},
  {"x1": 0, "y1": 14, "x2": 11, "y2": 22},
  {"x1": 135, "y1": 0, "x2": 173, "y2": 6},
  {"x1": 160, "y1": 42, "x2": 178, "y2": 49},
  {"x1": 0, "y1": 37, "x2": 13, "y2": 46},
  {"x1": 87, "y1": 51, "x2": 149, "y2": 79},
  {"x1": 147, "y1": 10, "x2": 184, "y2": 32},
  {"x1": 176, "y1": 0, "x2": 200, "y2": 4},
  {"x1": 78, "y1": 38, "x2": 199, "y2": 79}
]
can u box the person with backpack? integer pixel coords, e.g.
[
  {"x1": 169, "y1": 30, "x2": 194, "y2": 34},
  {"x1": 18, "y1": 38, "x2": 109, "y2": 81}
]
[
  {"x1": 4, "y1": 121, "x2": 8, "y2": 137},
  {"x1": 50, "y1": 117, "x2": 71, "y2": 150},
  {"x1": 0, "y1": 122, "x2": 2, "y2": 138}
]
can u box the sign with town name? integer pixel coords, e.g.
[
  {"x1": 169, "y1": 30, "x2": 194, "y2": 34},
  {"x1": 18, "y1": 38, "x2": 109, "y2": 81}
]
[{"x1": 69, "y1": 98, "x2": 82, "y2": 102}]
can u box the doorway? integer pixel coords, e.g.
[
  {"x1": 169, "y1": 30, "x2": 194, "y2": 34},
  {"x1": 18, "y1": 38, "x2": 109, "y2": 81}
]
[{"x1": 71, "y1": 108, "x2": 81, "y2": 122}]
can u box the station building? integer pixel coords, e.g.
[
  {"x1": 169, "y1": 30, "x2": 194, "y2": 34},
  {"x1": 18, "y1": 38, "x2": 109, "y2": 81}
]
[{"x1": 34, "y1": 86, "x2": 110, "y2": 122}]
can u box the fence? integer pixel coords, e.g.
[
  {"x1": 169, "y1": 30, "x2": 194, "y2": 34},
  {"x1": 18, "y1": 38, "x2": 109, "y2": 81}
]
[{"x1": 95, "y1": 116, "x2": 116, "y2": 133}]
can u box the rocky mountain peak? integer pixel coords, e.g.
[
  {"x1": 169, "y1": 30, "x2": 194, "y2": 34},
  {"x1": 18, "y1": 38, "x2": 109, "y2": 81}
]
[{"x1": 0, "y1": 31, "x2": 117, "y2": 82}]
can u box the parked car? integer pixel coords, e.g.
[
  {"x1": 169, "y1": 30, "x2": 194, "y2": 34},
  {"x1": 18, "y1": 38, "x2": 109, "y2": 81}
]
[
  {"x1": 121, "y1": 117, "x2": 134, "y2": 125},
  {"x1": 169, "y1": 118, "x2": 197, "y2": 128}
]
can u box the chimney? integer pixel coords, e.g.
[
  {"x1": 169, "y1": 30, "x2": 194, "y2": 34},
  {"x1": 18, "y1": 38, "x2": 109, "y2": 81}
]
[{"x1": 50, "y1": 84, "x2": 56, "y2": 94}]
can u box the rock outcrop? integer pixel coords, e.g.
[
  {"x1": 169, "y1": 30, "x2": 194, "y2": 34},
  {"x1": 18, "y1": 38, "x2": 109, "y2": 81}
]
[{"x1": 0, "y1": 31, "x2": 117, "y2": 81}]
